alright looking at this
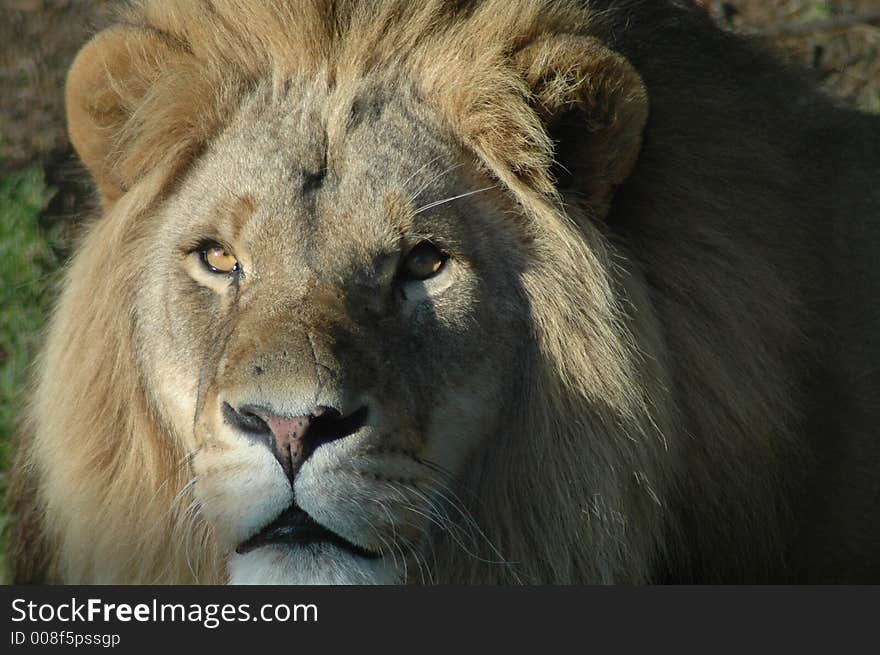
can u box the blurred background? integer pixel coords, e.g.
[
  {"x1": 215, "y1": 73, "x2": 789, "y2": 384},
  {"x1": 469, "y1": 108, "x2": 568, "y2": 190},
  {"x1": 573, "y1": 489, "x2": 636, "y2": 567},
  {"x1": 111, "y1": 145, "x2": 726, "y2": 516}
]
[{"x1": 0, "y1": 0, "x2": 879, "y2": 577}]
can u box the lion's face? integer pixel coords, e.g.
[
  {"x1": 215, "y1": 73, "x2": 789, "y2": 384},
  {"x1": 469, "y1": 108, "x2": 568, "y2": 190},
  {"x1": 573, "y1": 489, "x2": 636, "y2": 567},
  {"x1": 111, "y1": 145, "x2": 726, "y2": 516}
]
[
  {"x1": 20, "y1": 2, "x2": 654, "y2": 585},
  {"x1": 137, "y1": 83, "x2": 530, "y2": 583}
]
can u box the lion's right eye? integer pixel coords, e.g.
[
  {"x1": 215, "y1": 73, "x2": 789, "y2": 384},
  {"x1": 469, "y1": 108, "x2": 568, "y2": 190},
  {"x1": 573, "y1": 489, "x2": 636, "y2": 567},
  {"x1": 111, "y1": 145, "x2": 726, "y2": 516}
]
[
  {"x1": 400, "y1": 241, "x2": 447, "y2": 281},
  {"x1": 200, "y1": 244, "x2": 239, "y2": 274}
]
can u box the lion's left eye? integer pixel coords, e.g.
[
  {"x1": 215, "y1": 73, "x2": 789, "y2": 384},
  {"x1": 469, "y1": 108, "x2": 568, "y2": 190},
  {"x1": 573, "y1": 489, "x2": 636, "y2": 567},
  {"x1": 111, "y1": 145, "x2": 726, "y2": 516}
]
[
  {"x1": 200, "y1": 244, "x2": 239, "y2": 274},
  {"x1": 400, "y1": 241, "x2": 447, "y2": 281}
]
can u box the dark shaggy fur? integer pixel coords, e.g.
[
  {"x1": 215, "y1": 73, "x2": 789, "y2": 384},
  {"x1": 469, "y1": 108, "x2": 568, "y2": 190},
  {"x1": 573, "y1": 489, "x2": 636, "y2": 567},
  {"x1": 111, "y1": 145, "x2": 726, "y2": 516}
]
[{"x1": 591, "y1": 1, "x2": 880, "y2": 581}]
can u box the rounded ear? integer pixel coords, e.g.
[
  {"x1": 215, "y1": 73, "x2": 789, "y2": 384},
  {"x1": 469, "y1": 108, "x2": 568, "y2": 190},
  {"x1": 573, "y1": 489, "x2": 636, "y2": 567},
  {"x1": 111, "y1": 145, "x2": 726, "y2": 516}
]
[
  {"x1": 515, "y1": 35, "x2": 649, "y2": 205},
  {"x1": 66, "y1": 26, "x2": 181, "y2": 208}
]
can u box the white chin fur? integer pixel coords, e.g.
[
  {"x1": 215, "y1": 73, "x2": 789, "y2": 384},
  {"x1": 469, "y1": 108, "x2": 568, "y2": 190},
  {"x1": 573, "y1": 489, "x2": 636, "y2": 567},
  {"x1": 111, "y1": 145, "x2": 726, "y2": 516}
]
[{"x1": 228, "y1": 544, "x2": 401, "y2": 585}]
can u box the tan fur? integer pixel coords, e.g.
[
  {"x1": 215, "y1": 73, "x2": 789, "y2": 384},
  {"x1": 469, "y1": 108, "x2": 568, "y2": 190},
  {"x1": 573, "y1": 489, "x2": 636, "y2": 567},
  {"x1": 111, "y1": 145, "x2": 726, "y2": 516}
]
[{"x1": 8, "y1": 0, "x2": 879, "y2": 584}]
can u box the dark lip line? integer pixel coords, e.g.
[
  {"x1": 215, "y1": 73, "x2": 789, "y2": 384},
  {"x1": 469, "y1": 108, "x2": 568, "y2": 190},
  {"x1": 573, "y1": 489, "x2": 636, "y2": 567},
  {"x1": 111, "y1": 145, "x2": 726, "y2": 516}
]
[{"x1": 235, "y1": 504, "x2": 382, "y2": 560}]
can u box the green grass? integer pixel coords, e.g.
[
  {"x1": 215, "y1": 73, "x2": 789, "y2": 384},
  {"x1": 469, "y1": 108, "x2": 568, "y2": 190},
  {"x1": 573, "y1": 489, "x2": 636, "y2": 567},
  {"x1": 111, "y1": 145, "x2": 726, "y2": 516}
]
[{"x1": 0, "y1": 165, "x2": 59, "y2": 579}]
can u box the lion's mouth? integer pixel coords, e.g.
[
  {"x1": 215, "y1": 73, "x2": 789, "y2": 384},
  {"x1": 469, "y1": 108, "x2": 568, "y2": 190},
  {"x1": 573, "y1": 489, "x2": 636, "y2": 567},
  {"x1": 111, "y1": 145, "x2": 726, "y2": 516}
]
[{"x1": 235, "y1": 504, "x2": 382, "y2": 560}]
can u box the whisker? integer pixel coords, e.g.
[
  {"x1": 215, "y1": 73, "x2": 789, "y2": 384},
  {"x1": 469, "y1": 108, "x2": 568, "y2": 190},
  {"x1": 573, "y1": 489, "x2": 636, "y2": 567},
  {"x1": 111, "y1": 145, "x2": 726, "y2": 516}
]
[
  {"x1": 386, "y1": 481, "x2": 507, "y2": 568},
  {"x1": 401, "y1": 154, "x2": 445, "y2": 192},
  {"x1": 378, "y1": 501, "x2": 410, "y2": 578},
  {"x1": 413, "y1": 185, "x2": 496, "y2": 215},
  {"x1": 407, "y1": 162, "x2": 464, "y2": 204},
  {"x1": 395, "y1": 459, "x2": 523, "y2": 581},
  {"x1": 425, "y1": 479, "x2": 522, "y2": 579},
  {"x1": 409, "y1": 541, "x2": 430, "y2": 585},
  {"x1": 180, "y1": 497, "x2": 204, "y2": 581},
  {"x1": 390, "y1": 515, "x2": 435, "y2": 585},
  {"x1": 375, "y1": 530, "x2": 401, "y2": 577},
  {"x1": 364, "y1": 498, "x2": 406, "y2": 581},
  {"x1": 406, "y1": 487, "x2": 491, "y2": 562}
]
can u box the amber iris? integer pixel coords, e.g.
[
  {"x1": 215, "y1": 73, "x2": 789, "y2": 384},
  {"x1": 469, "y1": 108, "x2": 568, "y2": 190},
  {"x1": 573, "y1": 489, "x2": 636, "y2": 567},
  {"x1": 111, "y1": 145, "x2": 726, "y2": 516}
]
[
  {"x1": 202, "y1": 245, "x2": 239, "y2": 274},
  {"x1": 402, "y1": 242, "x2": 446, "y2": 280}
]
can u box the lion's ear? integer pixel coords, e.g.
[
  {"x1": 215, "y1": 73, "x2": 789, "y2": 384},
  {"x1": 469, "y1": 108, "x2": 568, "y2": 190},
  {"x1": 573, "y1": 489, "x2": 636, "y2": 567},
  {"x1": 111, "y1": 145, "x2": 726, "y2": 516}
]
[
  {"x1": 66, "y1": 26, "x2": 199, "y2": 208},
  {"x1": 66, "y1": 27, "x2": 173, "y2": 207},
  {"x1": 515, "y1": 35, "x2": 649, "y2": 205}
]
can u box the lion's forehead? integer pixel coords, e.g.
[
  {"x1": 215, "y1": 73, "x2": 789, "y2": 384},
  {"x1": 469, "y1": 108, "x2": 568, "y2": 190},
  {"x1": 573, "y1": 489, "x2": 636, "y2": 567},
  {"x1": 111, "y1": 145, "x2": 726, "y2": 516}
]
[{"x1": 172, "y1": 84, "x2": 463, "y2": 268}]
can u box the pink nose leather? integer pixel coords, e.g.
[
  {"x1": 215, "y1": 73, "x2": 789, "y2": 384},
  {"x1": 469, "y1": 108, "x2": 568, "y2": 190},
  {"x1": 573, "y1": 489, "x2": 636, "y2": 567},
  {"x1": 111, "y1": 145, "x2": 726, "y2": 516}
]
[
  {"x1": 263, "y1": 414, "x2": 313, "y2": 479},
  {"x1": 226, "y1": 402, "x2": 364, "y2": 483}
]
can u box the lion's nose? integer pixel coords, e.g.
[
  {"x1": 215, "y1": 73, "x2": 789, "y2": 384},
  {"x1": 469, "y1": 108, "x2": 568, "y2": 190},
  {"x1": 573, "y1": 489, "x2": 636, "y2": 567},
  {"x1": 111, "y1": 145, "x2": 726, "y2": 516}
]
[{"x1": 222, "y1": 402, "x2": 368, "y2": 482}]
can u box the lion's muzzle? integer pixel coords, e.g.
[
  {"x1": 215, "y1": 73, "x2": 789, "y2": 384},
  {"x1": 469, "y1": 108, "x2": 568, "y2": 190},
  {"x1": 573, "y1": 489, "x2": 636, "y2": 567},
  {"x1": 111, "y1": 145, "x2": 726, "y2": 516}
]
[{"x1": 222, "y1": 401, "x2": 369, "y2": 483}]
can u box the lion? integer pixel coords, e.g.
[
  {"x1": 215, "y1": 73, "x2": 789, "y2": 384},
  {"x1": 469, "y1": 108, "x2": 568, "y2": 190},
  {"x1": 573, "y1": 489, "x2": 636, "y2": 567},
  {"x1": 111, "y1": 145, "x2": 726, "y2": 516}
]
[{"x1": 7, "y1": 0, "x2": 880, "y2": 584}]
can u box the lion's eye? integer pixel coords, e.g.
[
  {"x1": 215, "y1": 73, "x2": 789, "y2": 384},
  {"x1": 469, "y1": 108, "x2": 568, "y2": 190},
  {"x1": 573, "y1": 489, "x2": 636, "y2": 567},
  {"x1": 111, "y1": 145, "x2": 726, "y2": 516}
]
[
  {"x1": 401, "y1": 241, "x2": 447, "y2": 281},
  {"x1": 201, "y1": 244, "x2": 239, "y2": 274}
]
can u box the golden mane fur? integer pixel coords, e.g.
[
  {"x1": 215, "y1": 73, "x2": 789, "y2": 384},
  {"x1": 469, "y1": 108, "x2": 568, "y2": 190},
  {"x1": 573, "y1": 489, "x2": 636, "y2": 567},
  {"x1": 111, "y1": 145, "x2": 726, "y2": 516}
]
[{"x1": 8, "y1": 0, "x2": 879, "y2": 584}]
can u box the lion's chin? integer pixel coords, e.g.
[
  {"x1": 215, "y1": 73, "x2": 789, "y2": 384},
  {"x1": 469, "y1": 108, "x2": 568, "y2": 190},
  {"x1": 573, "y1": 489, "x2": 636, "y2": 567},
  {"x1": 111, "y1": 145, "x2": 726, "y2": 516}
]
[{"x1": 228, "y1": 544, "x2": 401, "y2": 585}]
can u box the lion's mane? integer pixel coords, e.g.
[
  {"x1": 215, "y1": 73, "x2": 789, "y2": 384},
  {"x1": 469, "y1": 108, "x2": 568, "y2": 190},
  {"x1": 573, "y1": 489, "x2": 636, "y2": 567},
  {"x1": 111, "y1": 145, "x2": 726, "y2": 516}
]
[{"x1": 9, "y1": 0, "x2": 878, "y2": 584}]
